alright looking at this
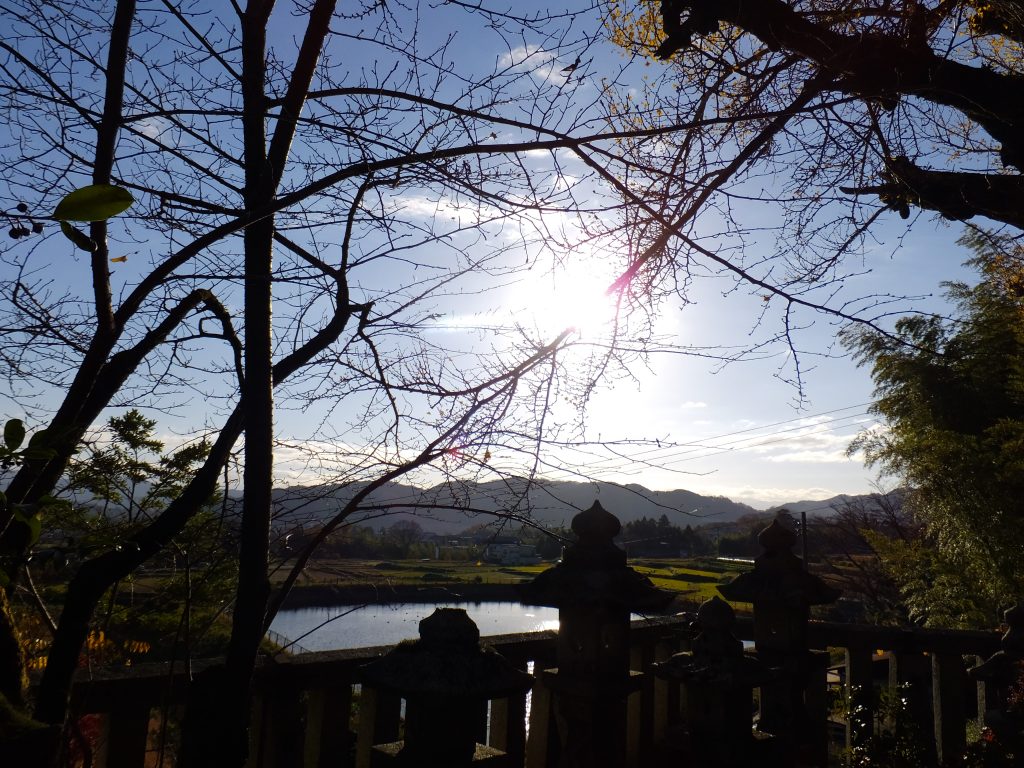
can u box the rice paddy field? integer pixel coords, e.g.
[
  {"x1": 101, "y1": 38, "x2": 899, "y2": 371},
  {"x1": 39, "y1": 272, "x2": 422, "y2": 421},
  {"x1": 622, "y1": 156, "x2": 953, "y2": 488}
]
[{"x1": 279, "y1": 556, "x2": 752, "y2": 606}]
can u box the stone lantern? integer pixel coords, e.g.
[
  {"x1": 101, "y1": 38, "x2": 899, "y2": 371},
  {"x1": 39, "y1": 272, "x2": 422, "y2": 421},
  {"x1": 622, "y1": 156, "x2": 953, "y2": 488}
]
[
  {"x1": 969, "y1": 601, "x2": 1024, "y2": 753},
  {"x1": 358, "y1": 607, "x2": 534, "y2": 767},
  {"x1": 718, "y1": 518, "x2": 839, "y2": 765},
  {"x1": 653, "y1": 596, "x2": 777, "y2": 767},
  {"x1": 518, "y1": 500, "x2": 673, "y2": 768}
]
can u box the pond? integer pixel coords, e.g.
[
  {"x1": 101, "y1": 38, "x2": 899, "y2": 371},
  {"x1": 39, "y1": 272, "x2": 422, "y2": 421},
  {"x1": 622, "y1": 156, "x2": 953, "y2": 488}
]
[{"x1": 269, "y1": 601, "x2": 561, "y2": 652}]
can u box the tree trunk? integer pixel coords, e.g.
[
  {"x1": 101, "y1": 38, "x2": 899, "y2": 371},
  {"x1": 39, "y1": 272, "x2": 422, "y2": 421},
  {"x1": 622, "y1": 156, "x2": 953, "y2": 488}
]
[{"x1": 180, "y1": 3, "x2": 276, "y2": 766}]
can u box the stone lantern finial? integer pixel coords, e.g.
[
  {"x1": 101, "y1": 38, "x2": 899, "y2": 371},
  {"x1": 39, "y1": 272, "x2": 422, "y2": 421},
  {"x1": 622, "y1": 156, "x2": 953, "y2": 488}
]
[
  {"x1": 560, "y1": 500, "x2": 626, "y2": 569},
  {"x1": 758, "y1": 518, "x2": 798, "y2": 552},
  {"x1": 358, "y1": 608, "x2": 533, "y2": 766},
  {"x1": 418, "y1": 606, "x2": 480, "y2": 650},
  {"x1": 572, "y1": 500, "x2": 621, "y2": 539}
]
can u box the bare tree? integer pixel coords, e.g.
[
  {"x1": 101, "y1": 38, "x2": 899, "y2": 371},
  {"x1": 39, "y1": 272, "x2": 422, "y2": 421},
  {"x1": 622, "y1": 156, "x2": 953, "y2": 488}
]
[
  {"x1": 3, "y1": 1, "x2": 1005, "y2": 762},
  {"x1": 0, "y1": 1, "x2": 654, "y2": 763},
  {"x1": 812, "y1": 490, "x2": 915, "y2": 625},
  {"x1": 595, "y1": 0, "x2": 1024, "y2": 385}
]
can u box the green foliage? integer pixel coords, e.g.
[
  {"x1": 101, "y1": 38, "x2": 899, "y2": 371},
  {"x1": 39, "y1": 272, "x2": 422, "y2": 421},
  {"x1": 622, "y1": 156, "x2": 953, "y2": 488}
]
[
  {"x1": 864, "y1": 530, "x2": 995, "y2": 628},
  {"x1": 844, "y1": 232, "x2": 1024, "y2": 627},
  {"x1": 0, "y1": 421, "x2": 59, "y2": 586},
  {"x1": 3, "y1": 421, "x2": 24, "y2": 453},
  {"x1": 52, "y1": 184, "x2": 133, "y2": 222},
  {"x1": 0, "y1": 420, "x2": 54, "y2": 469},
  {"x1": 845, "y1": 684, "x2": 930, "y2": 768},
  {"x1": 57, "y1": 221, "x2": 96, "y2": 253},
  {"x1": 64, "y1": 409, "x2": 210, "y2": 527},
  {"x1": 19, "y1": 410, "x2": 234, "y2": 664},
  {"x1": 51, "y1": 183, "x2": 133, "y2": 252},
  {"x1": 621, "y1": 514, "x2": 713, "y2": 556},
  {"x1": 964, "y1": 734, "x2": 1020, "y2": 768}
]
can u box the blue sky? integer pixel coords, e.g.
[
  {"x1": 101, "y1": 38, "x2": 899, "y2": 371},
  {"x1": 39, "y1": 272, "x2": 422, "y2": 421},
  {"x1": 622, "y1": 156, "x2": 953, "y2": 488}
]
[
  {"x1": 259, "y1": 3, "x2": 977, "y2": 508},
  {"x1": 559, "y1": 219, "x2": 974, "y2": 508},
  {"x1": 0, "y1": 1, "x2": 981, "y2": 511}
]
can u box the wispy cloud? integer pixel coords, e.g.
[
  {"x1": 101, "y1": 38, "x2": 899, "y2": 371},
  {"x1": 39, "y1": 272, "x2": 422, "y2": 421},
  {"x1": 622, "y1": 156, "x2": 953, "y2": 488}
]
[
  {"x1": 134, "y1": 116, "x2": 171, "y2": 140},
  {"x1": 499, "y1": 44, "x2": 555, "y2": 70},
  {"x1": 718, "y1": 485, "x2": 846, "y2": 509},
  {"x1": 743, "y1": 415, "x2": 872, "y2": 464},
  {"x1": 498, "y1": 44, "x2": 572, "y2": 84},
  {"x1": 384, "y1": 193, "x2": 502, "y2": 225}
]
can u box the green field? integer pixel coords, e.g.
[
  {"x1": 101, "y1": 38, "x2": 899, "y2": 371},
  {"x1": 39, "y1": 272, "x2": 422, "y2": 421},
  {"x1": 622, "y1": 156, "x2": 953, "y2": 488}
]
[{"x1": 279, "y1": 556, "x2": 751, "y2": 605}]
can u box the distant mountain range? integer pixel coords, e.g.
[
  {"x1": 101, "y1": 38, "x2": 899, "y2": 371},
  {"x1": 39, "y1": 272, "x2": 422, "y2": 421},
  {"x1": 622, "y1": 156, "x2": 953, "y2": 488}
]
[
  {"x1": 262, "y1": 478, "x2": 880, "y2": 535},
  {"x1": 765, "y1": 491, "x2": 904, "y2": 519}
]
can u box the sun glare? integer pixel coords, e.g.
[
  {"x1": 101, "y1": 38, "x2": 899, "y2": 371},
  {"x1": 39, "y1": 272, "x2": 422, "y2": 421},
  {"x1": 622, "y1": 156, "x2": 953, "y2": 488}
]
[{"x1": 516, "y1": 257, "x2": 620, "y2": 338}]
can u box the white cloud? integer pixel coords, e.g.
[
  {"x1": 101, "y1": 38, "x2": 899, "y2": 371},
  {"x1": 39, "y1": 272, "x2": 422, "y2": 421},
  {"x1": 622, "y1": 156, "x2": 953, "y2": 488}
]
[
  {"x1": 716, "y1": 485, "x2": 846, "y2": 509},
  {"x1": 134, "y1": 116, "x2": 171, "y2": 140},
  {"x1": 762, "y1": 448, "x2": 850, "y2": 464},
  {"x1": 741, "y1": 415, "x2": 871, "y2": 464},
  {"x1": 497, "y1": 45, "x2": 571, "y2": 84},
  {"x1": 384, "y1": 193, "x2": 502, "y2": 226},
  {"x1": 499, "y1": 45, "x2": 555, "y2": 70},
  {"x1": 679, "y1": 400, "x2": 707, "y2": 409}
]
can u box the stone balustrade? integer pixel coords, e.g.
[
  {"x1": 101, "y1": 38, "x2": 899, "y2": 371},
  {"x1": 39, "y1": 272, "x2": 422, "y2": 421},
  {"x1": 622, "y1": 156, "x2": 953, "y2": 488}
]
[
  {"x1": 54, "y1": 507, "x2": 1019, "y2": 768},
  {"x1": 63, "y1": 613, "x2": 1005, "y2": 768}
]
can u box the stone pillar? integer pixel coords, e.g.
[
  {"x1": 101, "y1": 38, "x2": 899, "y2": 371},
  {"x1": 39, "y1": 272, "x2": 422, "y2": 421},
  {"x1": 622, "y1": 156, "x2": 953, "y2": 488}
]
[
  {"x1": 718, "y1": 518, "x2": 840, "y2": 766},
  {"x1": 518, "y1": 501, "x2": 673, "y2": 768},
  {"x1": 653, "y1": 596, "x2": 776, "y2": 767},
  {"x1": 969, "y1": 601, "x2": 1024, "y2": 758},
  {"x1": 358, "y1": 607, "x2": 534, "y2": 767}
]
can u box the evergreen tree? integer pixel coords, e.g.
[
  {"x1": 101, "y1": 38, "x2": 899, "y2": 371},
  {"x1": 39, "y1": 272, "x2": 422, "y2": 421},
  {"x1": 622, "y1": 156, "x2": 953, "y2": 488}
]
[{"x1": 845, "y1": 233, "x2": 1024, "y2": 626}]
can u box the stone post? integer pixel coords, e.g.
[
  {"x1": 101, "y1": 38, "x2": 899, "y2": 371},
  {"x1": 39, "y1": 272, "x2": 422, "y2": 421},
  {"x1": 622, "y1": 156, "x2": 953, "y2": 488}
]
[
  {"x1": 969, "y1": 601, "x2": 1024, "y2": 757},
  {"x1": 358, "y1": 607, "x2": 534, "y2": 767},
  {"x1": 718, "y1": 518, "x2": 840, "y2": 766},
  {"x1": 653, "y1": 596, "x2": 776, "y2": 767},
  {"x1": 518, "y1": 501, "x2": 673, "y2": 768}
]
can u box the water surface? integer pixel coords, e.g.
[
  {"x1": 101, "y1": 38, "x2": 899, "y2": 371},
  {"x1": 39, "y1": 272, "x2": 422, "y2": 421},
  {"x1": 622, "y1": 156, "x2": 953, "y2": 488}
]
[{"x1": 270, "y1": 601, "x2": 560, "y2": 652}]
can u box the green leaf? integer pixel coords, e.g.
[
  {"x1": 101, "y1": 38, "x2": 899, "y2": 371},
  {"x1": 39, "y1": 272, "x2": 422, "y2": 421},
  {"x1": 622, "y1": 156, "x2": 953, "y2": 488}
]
[
  {"x1": 3, "y1": 419, "x2": 25, "y2": 450},
  {"x1": 25, "y1": 514, "x2": 41, "y2": 546},
  {"x1": 12, "y1": 504, "x2": 42, "y2": 546},
  {"x1": 54, "y1": 184, "x2": 134, "y2": 222},
  {"x1": 60, "y1": 221, "x2": 98, "y2": 252},
  {"x1": 22, "y1": 430, "x2": 53, "y2": 460}
]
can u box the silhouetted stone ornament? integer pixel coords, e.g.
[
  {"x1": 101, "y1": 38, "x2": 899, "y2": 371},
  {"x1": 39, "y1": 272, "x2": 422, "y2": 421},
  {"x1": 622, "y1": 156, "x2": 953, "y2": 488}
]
[
  {"x1": 654, "y1": 597, "x2": 776, "y2": 766},
  {"x1": 720, "y1": 521, "x2": 839, "y2": 615},
  {"x1": 358, "y1": 608, "x2": 534, "y2": 766},
  {"x1": 718, "y1": 517, "x2": 840, "y2": 766},
  {"x1": 1002, "y1": 602, "x2": 1024, "y2": 657},
  {"x1": 518, "y1": 501, "x2": 670, "y2": 612},
  {"x1": 969, "y1": 601, "x2": 1024, "y2": 750},
  {"x1": 518, "y1": 501, "x2": 673, "y2": 768}
]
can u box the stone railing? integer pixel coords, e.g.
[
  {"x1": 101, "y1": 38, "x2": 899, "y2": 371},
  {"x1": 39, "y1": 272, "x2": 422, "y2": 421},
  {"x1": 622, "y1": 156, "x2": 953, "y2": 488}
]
[
  {"x1": 60, "y1": 504, "x2": 1022, "y2": 767},
  {"x1": 65, "y1": 613, "x2": 1004, "y2": 768}
]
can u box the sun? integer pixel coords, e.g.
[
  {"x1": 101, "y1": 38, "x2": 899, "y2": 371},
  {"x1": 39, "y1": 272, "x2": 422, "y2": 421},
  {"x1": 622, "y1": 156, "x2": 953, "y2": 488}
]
[{"x1": 515, "y1": 256, "x2": 620, "y2": 338}]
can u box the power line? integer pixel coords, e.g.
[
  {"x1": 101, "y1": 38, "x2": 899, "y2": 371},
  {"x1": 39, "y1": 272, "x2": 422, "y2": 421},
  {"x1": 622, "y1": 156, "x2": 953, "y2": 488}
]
[{"x1": 557, "y1": 403, "x2": 875, "y2": 474}]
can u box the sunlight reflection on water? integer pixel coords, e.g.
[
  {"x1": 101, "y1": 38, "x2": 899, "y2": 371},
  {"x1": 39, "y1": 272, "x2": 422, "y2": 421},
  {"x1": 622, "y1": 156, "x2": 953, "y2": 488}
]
[{"x1": 270, "y1": 601, "x2": 560, "y2": 652}]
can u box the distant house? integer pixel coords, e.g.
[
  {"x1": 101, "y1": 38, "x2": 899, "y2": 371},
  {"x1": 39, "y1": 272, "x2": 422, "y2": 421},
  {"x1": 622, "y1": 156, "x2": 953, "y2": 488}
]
[{"x1": 482, "y1": 541, "x2": 542, "y2": 565}]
